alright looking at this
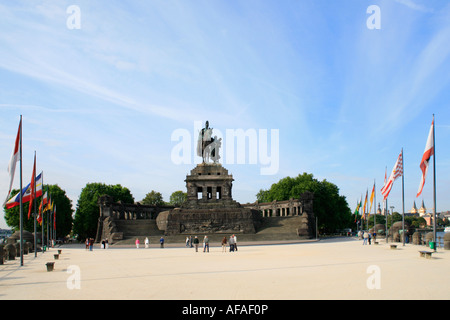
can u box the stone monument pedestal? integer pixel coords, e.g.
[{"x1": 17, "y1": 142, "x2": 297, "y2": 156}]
[
  {"x1": 156, "y1": 207, "x2": 261, "y2": 235},
  {"x1": 156, "y1": 163, "x2": 261, "y2": 235}
]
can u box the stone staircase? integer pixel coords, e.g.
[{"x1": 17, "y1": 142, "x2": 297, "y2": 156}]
[
  {"x1": 111, "y1": 216, "x2": 310, "y2": 245},
  {"x1": 257, "y1": 216, "x2": 305, "y2": 234},
  {"x1": 114, "y1": 220, "x2": 163, "y2": 238}
]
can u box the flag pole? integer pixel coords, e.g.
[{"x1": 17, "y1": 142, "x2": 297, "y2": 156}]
[
  {"x1": 382, "y1": 166, "x2": 388, "y2": 243},
  {"x1": 33, "y1": 152, "x2": 37, "y2": 257},
  {"x1": 385, "y1": 197, "x2": 388, "y2": 244},
  {"x1": 49, "y1": 195, "x2": 52, "y2": 247},
  {"x1": 432, "y1": 114, "x2": 437, "y2": 250},
  {"x1": 46, "y1": 195, "x2": 50, "y2": 249},
  {"x1": 359, "y1": 195, "x2": 362, "y2": 235},
  {"x1": 402, "y1": 148, "x2": 405, "y2": 247},
  {"x1": 365, "y1": 189, "x2": 368, "y2": 231},
  {"x1": 41, "y1": 176, "x2": 45, "y2": 253},
  {"x1": 54, "y1": 204, "x2": 56, "y2": 244},
  {"x1": 374, "y1": 179, "x2": 376, "y2": 236},
  {"x1": 19, "y1": 115, "x2": 24, "y2": 266}
]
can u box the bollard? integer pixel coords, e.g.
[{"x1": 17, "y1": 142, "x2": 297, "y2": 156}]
[
  {"x1": 5, "y1": 243, "x2": 16, "y2": 260},
  {"x1": 46, "y1": 262, "x2": 55, "y2": 272},
  {"x1": 444, "y1": 233, "x2": 450, "y2": 250}
]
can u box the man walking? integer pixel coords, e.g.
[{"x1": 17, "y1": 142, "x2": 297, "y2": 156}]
[
  {"x1": 193, "y1": 236, "x2": 199, "y2": 252},
  {"x1": 203, "y1": 236, "x2": 209, "y2": 253}
]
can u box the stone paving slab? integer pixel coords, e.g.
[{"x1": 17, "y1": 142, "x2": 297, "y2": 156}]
[{"x1": 1, "y1": 238, "x2": 449, "y2": 300}]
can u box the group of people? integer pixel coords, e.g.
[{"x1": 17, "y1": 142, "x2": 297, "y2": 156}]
[
  {"x1": 184, "y1": 235, "x2": 239, "y2": 253},
  {"x1": 135, "y1": 237, "x2": 165, "y2": 248},
  {"x1": 85, "y1": 238, "x2": 95, "y2": 251},
  {"x1": 93, "y1": 234, "x2": 241, "y2": 251},
  {"x1": 358, "y1": 230, "x2": 376, "y2": 245},
  {"x1": 186, "y1": 235, "x2": 210, "y2": 252},
  {"x1": 86, "y1": 238, "x2": 108, "y2": 250},
  {"x1": 221, "y1": 235, "x2": 238, "y2": 252}
]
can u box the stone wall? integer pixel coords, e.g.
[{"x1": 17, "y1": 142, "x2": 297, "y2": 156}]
[
  {"x1": 243, "y1": 192, "x2": 313, "y2": 218},
  {"x1": 242, "y1": 191, "x2": 315, "y2": 239},
  {"x1": 156, "y1": 207, "x2": 262, "y2": 235},
  {"x1": 95, "y1": 195, "x2": 174, "y2": 243}
]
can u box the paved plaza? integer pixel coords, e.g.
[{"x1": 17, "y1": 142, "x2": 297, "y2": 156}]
[{"x1": 1, "y1": 237, "x2": 449, "y2": 300}]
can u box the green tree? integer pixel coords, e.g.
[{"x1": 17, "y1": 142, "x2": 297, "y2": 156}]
[
  {"x1": 48, "y1": 185, "x2": 74, "y2": 238},
  {"x1": 169, "y1": 191, "x2": 187, "y2": 207},
  {"x1": 367, "y1": 214, "x2": 386, "y2": 229},
  {"x1": 256, "y1": 173, "x2": 352, "y2": 233},
  {"x1": 405, "y1": 215, "x2": 427, "y2": 228},
  {"x1": 73, "y1": 183, "x2": 134, "y2": 240},
  {"x1": 4, "y1": 184, "x2": 73, "y2": 239},
  {"x1": 391, "y1": 212, "x2": 402, "y2": 225},
  {"x1": 4, "y1": 188, "x2": 35, "y2": 232},
  {"x1": 141, "y1": 190, "x2": 165, "y2": 206},
  {"x1": 256, "y1": 189, "x2": 271, "y2": 203}
]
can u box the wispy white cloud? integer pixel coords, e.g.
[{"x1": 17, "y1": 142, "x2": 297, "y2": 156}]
[
  {"x1": 395, "y1": 0, "x2": 434, "y2": 13},
  {"x1": 1, "y1": 1, "x2": 450, "y2": 229},
  {"x1": 0, "y1": 2, "x2": 214, "y2": 124},
  {"x1": 336, "y1": 1, "x2": 450, "y2": 141}
]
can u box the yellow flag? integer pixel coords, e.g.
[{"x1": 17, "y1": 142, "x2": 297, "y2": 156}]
[
  {"x1": 369, "y1": 182, "x2": 375, "y2": 215},
  {"x1": 362, "y1": 189, "x2": 368, "y2": 219}
]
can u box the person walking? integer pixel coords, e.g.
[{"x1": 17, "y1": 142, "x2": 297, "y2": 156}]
[
  {"x1": 203, "y1": 236, "x2": 209, "y2": 253},
  {"x1": 145, "y1": 237, "x2": 149, "y2": 248},
  {"x1": 229, "y1": 235, "x2": 235, "y2": 252},
  {"x1": 135, "y1": 238, "x2": 140, "y2": 249},
  {"x1": 186, "y1": 236, "x2": 190, "y2": 247},
  {"x1": 233, "y1": 234, "x2": 238, "y2": 251},
  {"x1": 363, "y1": 231, "x2": 368, "y2": 245},
  {"x1": 193, "y1": 236, "x2": 199, "y2": 252},
  {"x1": 221, "y1": 236, "x2": 227, "y2": 253},
  {"x1": 160, "y1": 236, "x2": 164, "y2": 248}
]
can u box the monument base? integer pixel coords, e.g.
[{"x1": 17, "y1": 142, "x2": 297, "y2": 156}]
[
  {"x1": 156, "y1": 207, "x2": 262, "y2": 235},
  {"x1": 154, "y1": 162, "x2": 262, "y2": 236}
]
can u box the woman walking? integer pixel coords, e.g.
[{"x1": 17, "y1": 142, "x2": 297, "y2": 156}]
[
  {"x1": 221, "y1": 236, "x2": 228, "y2": 253},
  {"x1": 135, "y1": 238, "x2": 140, "y2": 249}
]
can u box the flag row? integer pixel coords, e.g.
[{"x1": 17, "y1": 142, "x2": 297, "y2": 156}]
[
  {"x1": 355, "y1": 116, "x2": 435, "y2": 218},
  {"x1": 3, "y1": 116, "x2": 57, "y2": 227}
]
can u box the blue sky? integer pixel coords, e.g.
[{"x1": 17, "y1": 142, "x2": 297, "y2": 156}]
[{"x1": 1, "y1": 0, "x2": 450, "y2": 229}]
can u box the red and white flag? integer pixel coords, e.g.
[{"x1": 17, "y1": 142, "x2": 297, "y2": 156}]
[
  {"x1": 4, "y1": 119, "x2": 21, "y2": 206},
  {"x1": 417, "y1": 119, "x2": 434, "y2": 197},
  {"x1": 42, "y1": 190, "x2": 48, "y2": 206},
  {"x1": 381, "y1": 151, "x2": 403, "y2": 200},
  {"x1": 27, "y1": 153, "x2": 36, "y2": 219}
]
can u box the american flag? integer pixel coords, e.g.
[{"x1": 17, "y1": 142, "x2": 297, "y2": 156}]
[{"x1": 381, "y1": 151, "x2": 403, "y2": 200}]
